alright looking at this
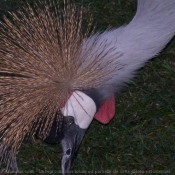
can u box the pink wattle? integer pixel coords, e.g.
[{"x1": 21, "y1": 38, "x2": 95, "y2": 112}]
[{"x1": 94, "y1": 96, "x2": 115, "y2": 124}]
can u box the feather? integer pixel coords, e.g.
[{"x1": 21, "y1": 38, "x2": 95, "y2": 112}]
[
  {"x1": 83, "y1": 0, "x2": 175, "y2": 97},
  {"x1": 0, "y1": 0, "x2": 175, "y2": 172},
  {"x1": 0, "y1": 0, "x2": 92, "y2": 171}
]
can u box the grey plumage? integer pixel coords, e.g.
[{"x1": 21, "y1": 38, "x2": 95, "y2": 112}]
[
  {"x1": 85, "y1": 0, "x2": 175, "y2": 98},
  {"x1": 0, "y1": 0, "x2": 175, "y2": 173}
]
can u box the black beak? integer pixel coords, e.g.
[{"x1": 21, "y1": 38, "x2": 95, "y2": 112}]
[
  {"x1": 60, "y1": 116, "x2": 86, "y2": 175},
  {"x1": 36, "y1": 115, "x2": 87, "y2": 175}
]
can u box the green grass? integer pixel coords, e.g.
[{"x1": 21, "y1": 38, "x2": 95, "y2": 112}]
[{"x1": 1, "y1": 0, "x2": 175, "y2": 174}]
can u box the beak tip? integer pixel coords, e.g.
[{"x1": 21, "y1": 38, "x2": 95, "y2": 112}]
[{"x1": 61, "y1": 148, "x2": 75, "y2": 174}]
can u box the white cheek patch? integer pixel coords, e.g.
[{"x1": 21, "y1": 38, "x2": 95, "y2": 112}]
[{"x1": 61, "y1": 91, "x2": 96, "y2": 129}]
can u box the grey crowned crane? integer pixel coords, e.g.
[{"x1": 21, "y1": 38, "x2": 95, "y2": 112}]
[{"x1": 0, "y1": 0, "x2": 175, "y2": 174}]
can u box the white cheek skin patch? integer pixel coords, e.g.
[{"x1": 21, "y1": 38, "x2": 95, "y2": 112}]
[{"x1": 61, "y1": 91, "x2": 96, "y2": 129}]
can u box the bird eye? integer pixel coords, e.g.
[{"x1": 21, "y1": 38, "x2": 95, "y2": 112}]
[{"x1": 64, "y1": 116, "x2": 74, "y2": 125}]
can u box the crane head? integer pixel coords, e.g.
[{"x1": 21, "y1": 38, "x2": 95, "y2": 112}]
[{"x1": 42, "y1": 91, "x2": 96, "y2": 174}]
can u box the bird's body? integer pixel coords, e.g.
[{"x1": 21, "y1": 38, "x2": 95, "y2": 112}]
[{"x1": 0, "y1": 0, "x2": 175, "y2": 174}]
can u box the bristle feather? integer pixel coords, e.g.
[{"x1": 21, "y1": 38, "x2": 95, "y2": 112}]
[{"x1": 0, "y1": 0, "x2": 119, "y2": 171}]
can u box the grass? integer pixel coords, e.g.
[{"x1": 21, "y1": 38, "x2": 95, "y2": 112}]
[{"x1": 1, "y1": 0, "x2": 175, "y2": 174}]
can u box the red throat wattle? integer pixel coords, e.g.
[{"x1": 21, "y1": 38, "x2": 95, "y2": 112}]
[{"x1": 94, "y1": 96, "x2": 115, "y2": 124}]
